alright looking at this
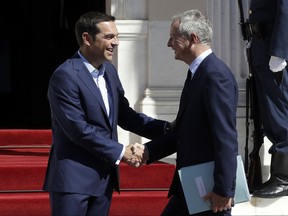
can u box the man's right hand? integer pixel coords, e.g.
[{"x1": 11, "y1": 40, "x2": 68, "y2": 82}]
[
  {"x1": 121, "y1": 144, "x2": 143, "y2": 167},
  {"x1": 131, "y1": 143, "x2": 149, "y2": 166}
]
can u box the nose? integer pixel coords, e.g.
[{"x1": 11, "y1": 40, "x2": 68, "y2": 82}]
[
  {"x1": 112, "y1": 36, "x2": 119, "y2": 46},
  {"x1": 167, "y1": 37, "x2": 172, "y2": 47}
]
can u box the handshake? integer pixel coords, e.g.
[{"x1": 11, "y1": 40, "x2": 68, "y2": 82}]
[{"x1": 121, "y1": 143, "x2": 149, "y2": 168}]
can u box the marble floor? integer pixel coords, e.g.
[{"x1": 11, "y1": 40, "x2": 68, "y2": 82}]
[{"x1": 232, "y1": 196, "x2": 288, "y2": 215}]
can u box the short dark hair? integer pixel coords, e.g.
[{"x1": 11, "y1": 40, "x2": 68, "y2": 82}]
[{"x1": 75, "y1": 11, "x2": 116, "y2": 46}]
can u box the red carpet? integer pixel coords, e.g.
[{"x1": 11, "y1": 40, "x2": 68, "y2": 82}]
[
  {"x1": 0, "y1": 129, "x2": 52, "y2": 146},
  {"x1": 0, "y1": 192, "x2": 50, "y2": 216},
  {"x1": 110, "y1": 191, "x2": 169, "y2": 216},
  {"x1": 0, "y1": 130, "x2": 175, "y2": 216},
  {"x1": 0, "y1": 148, "x2": 49, "y2": 190}
]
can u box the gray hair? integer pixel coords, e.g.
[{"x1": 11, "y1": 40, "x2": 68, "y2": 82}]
[{"x1": 172, "y1": 10, "x2": 213, "y2": 45}]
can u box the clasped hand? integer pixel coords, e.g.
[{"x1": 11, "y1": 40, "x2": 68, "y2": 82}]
[
  {"x1": 203, "y1": 192, "x2": 233, "y2": 213},
  {"x1": 121, "y1": 143, "x2": 149, "y2": 167}
]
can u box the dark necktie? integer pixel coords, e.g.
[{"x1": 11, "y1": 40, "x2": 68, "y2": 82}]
[
  {"x1": 184, "y1": 69, "x2": 192, "y2": 86},
  {"x1": 177, "y1": 70, "x2": 192, "y2": 118},
  {"x1": 181, "y1": 69, "x2": 192, "y2": 97}
]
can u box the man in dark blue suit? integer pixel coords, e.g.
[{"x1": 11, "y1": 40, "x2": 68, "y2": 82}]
[
  {"x1": 43, "y1": 11, "x2": 170, "y2": 216},
  {"x1": 134, "y1": 9, "x2": 239, "y2": 216},
  {"x1": 248, "y1": 0, "x2": 288, "y2": 198}
]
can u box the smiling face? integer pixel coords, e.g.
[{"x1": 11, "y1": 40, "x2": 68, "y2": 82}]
[
  {"x1": 84, "y1": 21, "x2": 119, "y2": 68},
  {"x1": 167, "y1": 20, "x2": 191, "y2": 64}
]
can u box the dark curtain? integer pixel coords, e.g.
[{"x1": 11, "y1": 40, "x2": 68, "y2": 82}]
[{"x1": 0, "y1": 0, "x2": 105, "y2": 128}]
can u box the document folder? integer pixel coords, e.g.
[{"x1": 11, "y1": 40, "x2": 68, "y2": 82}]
[{"x1": 178, "y1": 155, "x2": 250, "y2": 214}]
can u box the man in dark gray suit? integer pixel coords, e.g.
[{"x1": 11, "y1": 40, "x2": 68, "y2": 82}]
[
  {"x1": 248, "y1": 0, "x2": 288, "y2": 198},
  {"x1": 43, "y1": 11, "x2": 170, "y2": 216},
  {"x1": 134, "y1": 9, "x2": 239, "y2": 216}
]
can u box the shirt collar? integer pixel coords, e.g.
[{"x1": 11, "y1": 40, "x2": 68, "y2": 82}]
[
  {"x1": 189, "y1": 49, "x2": 212, "y2": 76},
  {"x1": 78, "y1": 50, "x2": 105, "y2": 76}
]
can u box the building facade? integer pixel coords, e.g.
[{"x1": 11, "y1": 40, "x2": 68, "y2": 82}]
[{"x1": 107, "y1": 0, "x2": 254, "y2": 164}]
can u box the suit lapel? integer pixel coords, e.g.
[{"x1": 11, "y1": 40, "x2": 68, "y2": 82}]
[
  {"x1": 73, "y1": 57, "x2": 109, "y2": 120},
  {"x1": 103, "y1": 64, "x2": 116, "y2": 126},
  {"x1": 176, "y1": 53, "x2": 214, "y2": 121}
]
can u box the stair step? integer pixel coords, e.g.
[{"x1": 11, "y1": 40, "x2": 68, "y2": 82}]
[
  {"x1": 120, "y1": 162, "x2": 174, "y2": 189},
  {"x1": 0, "y1": 129, "x2": 52, "y2": 146},
  {"x1": 1, "y1": 130, "x2": 287, "y2": 215},
  {"x1": 0, "y1": 192, "x2": 50, "y2": 216},
  {"x1": 0, "y1": 190, "x2": 169, "y2": 216},
  {"x1": 0, "y1": 147, "x2": 175, "y2": 191},
  {"x1": 111, "y1": 190, "x2": 169, "y2": 216},
  {"x1": 2, "y1": 191, "x2": 288, "y2": 216},
  {"x1": 232, "y1": 196, "x2": 288, "y2": 215},
  {"x1": 0, "y1": 148, "x2": 49, "y2": 190},
  {"x1": 0, "y1": 129, "x2": 174, "y2": 216}
]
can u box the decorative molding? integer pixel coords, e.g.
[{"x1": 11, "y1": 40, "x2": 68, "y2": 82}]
[
  {"x1": 140, "y1": 87, "x2": 246, "y2": 119},
  {"x1": 110, "y1": 0, "x2": 148, "y2": 20},
  {"x1": 115, "y1": 20, "x2": 148, "y2": 40}
]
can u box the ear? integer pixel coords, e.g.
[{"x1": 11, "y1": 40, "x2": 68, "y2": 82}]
[
  {"x1": 190, "y1": 33, "x2": 199, "y2": 44},
  {"x1": 82, "y1": 32, "x2": 92, "y2": 45}
]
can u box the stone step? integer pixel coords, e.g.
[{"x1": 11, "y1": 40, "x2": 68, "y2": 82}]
[{"x1": 233, "y1": 196, "x2": 288, "y2": 215}]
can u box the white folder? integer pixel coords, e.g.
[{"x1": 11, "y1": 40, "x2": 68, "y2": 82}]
[{"x1": 178, "y1": 155, "x2": 251, "y2": 214}]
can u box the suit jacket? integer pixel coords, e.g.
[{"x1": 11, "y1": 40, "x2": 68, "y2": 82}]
[
  {"x1": 43, "y1": 53, "x2": 167, "y2": 196},
  {"x1": 146, "y1": 53, "x2": 238, "y2": 199},
  {"x1": 249, "y1": 0, "x2": 288, "y2": 65}
]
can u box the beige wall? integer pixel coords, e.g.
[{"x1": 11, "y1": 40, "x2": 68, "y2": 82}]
[{"x1": 148, "y1": 0, "x2": 207, "y2": 21}]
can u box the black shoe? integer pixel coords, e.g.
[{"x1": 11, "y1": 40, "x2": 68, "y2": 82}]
[{"x1": 253, "y1": 176, "x2": 288, "y2": 198}]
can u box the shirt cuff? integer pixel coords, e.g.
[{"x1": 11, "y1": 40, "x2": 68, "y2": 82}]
[
  {"x1": 164, "y1": 121, "x2": 171, "y2": 135},
  {"x1": 116, "y1": 144, "x2": 125, "y2": 165}
]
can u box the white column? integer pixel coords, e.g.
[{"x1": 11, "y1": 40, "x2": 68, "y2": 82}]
[
  {"x1": 113, "y1": 20, "x2": 149, "y2": 145},
  {"x1": 109, "y1": 1, "x2": 149, "y2": 145}
]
